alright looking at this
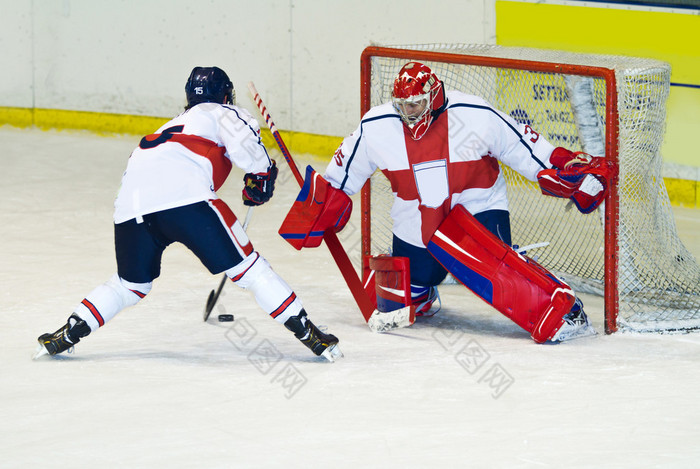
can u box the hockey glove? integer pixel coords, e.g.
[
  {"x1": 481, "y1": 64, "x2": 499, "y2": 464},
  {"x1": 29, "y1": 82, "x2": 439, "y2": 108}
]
[
  {"x1": 548, "y1": 147, "x2": 593, "y2": 170},
  {"x1": 537, "y1": 150, "x2": 617, "y2": 214},
  {"x1": 279, "y1": 165, "x2": 352, "y2": 249},
  {"x1": 242, "y1": 160, "x2": 278, "y2": 206}
]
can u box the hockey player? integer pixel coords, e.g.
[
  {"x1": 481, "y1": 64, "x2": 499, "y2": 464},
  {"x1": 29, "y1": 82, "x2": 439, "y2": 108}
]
[
  {"x1": 282, "y1": 61, "x2": 615, "y2": 343},
  {"x1": 35, "y1": 66, "x2": 341, "y2": 362}
]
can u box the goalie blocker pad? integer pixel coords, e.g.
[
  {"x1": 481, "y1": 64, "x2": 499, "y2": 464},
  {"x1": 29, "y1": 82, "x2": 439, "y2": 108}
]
[
  {"x1": 279, "y1": 165, "x2": 352, "y2": 250},
  {"x1": 427, "y1": 205, "x2": 575, "y2": 343}
]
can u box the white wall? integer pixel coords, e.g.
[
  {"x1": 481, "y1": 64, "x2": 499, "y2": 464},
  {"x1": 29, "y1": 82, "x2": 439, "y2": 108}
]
[{"x1": 0, "y1": 0, "x2": 495, "y2": 137}]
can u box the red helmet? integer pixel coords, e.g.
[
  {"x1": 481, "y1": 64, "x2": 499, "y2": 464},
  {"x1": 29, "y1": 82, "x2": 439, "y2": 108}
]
[{"x1": 392, "y1": 62, "x2": 445, "y2": 140}]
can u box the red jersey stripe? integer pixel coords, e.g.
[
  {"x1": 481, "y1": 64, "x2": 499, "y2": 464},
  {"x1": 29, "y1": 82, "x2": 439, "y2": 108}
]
[
  {"x1": 380, "y1": 111, "x2": 501, "y2": 245},
  {"x1": 208, "y1": 199, "x2": 254, "y2": 257},
  {"x1": 140, "y1": 132, "x2": 233, "y2": 191}
]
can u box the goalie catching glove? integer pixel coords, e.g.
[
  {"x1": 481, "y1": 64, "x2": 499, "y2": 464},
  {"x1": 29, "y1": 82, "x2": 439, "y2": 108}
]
[
  {"x1": 279, "y1": 166, "x2": 352, "y2": 249},
  {"x1": 242, "y1": 160, "x2": 278, "y2": 206},
  {"x1": 537, "y1": 147, "x2": 617, "y2": 214}
]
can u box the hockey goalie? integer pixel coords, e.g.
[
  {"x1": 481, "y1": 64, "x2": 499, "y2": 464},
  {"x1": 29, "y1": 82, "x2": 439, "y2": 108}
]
[{"x1": 280, "y1": 61, "x2": 616, "y2": 342}]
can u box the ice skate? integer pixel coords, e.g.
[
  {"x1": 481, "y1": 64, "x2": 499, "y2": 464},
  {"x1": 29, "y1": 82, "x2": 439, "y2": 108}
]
[
  {"x1": 34, "y1": 314, "x2": 91, "y2": 359},
  {"x1": 551, "y1": 299, "x2": 596, "y2": 342},
  {"x1": 284, "y1": 310, "x2": 343, "y2": 362},
  {"x1": 414, "y1": 287, "x2": 441, "y2": 317}
]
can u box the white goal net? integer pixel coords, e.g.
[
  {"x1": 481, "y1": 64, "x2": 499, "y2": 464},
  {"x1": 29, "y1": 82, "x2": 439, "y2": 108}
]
[{"x1": 360, "y1": 44, "x2": 700, "y2": 333}]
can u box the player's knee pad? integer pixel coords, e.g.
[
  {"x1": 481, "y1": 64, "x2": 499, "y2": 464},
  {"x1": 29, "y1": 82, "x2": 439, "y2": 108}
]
[
  {"x1": 225, "y1": 252, "x2": 261, "y2": 288},
  {"x1": 426, "y1": 205, "x2": 574, "y2": 343},
  {"x1": 110, "y1": 274, "x2": 152, "y2": 306},
  {"x1": 76, "y1": 273, "x2": 151, "y2": 331},
  {"x1": 226, "y1": 252, "x2": 302, "y2": 322}
]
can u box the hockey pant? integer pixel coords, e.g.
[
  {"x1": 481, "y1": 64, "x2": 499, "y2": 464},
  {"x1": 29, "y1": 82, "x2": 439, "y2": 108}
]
[{"x1": 426, "y1": 205, "x2": 576, "y2": 343}]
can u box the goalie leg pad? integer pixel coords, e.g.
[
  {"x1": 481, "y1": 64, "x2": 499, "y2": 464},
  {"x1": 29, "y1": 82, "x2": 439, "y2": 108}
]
[
  {"x1": 279, "y1": 165, "x2": 352, "y2": 250},
  {"x1": 426, "y1": 205, "x2": 575, "y2": 343},
  {"x1": 363, "y1": 255, "x2": 416, "y2": 332},
  {"x1": 367, "y1": 255, "x2": 412, "y2": 313}
]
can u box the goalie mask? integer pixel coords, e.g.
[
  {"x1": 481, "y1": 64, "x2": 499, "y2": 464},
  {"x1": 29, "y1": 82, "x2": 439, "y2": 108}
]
[
  {"x1": 185, "y1": 66, "x2": 235, "y2": 109},
  {"x1": 392, "y1": 62, "x2": 446, "y2": 140}
]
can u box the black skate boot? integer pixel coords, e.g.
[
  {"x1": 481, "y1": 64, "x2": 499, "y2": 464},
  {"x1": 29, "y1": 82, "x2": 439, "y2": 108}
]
[
  {"x1": 284, "y1": 310, "x2": 343, "y2": 362},
  {"x1": 34, "y1": 314, "x2": 92, "y2": 358}
]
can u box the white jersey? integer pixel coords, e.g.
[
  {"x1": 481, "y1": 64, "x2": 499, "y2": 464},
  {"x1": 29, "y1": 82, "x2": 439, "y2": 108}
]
[
  {"x1": 114, "y1": 102, "x2": 271, "y2": 224},
  {"x1": 324, "y1": 90, "x2": 557, "y2": 248}
]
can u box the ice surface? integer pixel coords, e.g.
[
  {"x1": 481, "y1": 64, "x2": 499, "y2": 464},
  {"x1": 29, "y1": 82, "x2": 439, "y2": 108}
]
[{"x1": 2, "y1": 127, "x2": 699, "y2": 468}]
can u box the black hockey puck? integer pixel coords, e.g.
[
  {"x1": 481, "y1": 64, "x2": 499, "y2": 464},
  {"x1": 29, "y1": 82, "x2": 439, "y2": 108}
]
[{"x1": 218, "y1": 314, "x2": 234, "y2": 322}]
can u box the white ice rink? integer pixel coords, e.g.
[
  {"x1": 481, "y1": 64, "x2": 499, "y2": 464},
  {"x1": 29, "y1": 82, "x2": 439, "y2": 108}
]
[{"x1": 2, "y1": 126, "x2": 700, "y2": 468}]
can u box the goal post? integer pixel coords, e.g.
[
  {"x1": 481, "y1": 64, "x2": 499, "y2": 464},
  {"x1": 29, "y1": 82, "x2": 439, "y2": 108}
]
[{"x1": 359, "y1": 44, "x2": 700, "y2": 334}]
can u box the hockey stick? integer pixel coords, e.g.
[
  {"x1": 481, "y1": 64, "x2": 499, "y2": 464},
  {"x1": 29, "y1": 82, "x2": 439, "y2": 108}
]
[
  {"x1": 247, "y1": 82, "x2": 413, "y2": 332},
  {"x1": 203, "y1": 206, "x2": 254, "y2": 321}
]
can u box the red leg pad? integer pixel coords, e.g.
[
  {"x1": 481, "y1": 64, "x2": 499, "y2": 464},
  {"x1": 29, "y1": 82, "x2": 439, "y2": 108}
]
[
  {"x1": 427, "y1": 205, "x2": 575, "y2": 343},
  {"x1": 367, "y1": 255, "x2": 412, "y2": 313}
]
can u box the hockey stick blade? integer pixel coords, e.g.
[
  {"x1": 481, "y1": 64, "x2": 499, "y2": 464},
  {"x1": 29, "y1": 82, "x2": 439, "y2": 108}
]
[
  {"x1": 367, "y1": 306, "x2": 415, "y2": 333},
  {"x1": 203, "y1": 278, "x2": 225, "y2": 321}
]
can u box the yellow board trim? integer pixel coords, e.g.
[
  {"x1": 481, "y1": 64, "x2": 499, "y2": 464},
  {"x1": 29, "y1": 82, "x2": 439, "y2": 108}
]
[
  {"x1": 259, "y1": 129, "x2": 341, "y2": 163},
  {"x1": 0, "y1": 106, "x2": 170, "y2": 136},
  {"x1": 665, "y1": 177, "x2": 699, "y2": 209},
  {"x1": 0, "y1": 106, "x2": 695, "y2": 207},
  {"x1": 0, "y1": 107, "x2": 341, "y2": 163},
  {"x1": 0, "y1": 107, "x2": 34, "y2": 128}
]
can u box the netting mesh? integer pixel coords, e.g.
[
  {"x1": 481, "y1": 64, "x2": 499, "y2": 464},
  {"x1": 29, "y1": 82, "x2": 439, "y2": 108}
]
[{"x1": 363, "y1": 44, "x2": 700, "y2": 332}]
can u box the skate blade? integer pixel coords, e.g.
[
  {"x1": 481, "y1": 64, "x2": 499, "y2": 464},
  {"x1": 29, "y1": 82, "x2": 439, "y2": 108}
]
[
  {"x1": 321, "y1": 343, "x2": 343, "y2": 363},
  {"x1": 32, "y1": 343, "x2": 50, "y2": 360}
]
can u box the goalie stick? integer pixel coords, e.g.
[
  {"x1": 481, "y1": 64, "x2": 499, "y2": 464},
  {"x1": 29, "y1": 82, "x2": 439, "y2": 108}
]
[
  {"x1": 203, "y1": 206, "x2": 254, "y2": 321},
  {"x1": 247, "y1": 82, "x2": 411, "y2": 332}
]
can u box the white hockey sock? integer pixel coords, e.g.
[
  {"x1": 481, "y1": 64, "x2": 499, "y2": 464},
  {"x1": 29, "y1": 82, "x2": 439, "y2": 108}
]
[
  {"x1": 226, "y1": 252, "x2": 303, "y2": 324},
  {"x1": 73, "y1": 273, "x2": 151, "y2": 332}
]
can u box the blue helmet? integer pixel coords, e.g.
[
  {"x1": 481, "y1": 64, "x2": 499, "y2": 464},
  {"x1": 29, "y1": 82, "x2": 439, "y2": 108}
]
[{"x1": 185, "y1": 66, "x2": 234, "y2": 109}]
